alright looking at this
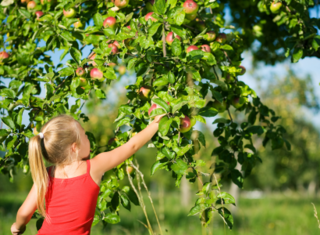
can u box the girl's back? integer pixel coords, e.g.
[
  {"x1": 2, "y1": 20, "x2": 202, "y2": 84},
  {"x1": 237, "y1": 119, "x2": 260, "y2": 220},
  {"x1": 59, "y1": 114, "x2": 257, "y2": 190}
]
[{"x1": 37, "y1": 160, "x2": 99, "y2": 235}]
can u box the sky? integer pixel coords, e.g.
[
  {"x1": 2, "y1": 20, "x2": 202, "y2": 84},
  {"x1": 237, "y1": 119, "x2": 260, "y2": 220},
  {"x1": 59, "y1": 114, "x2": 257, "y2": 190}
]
[{"x1": 1, "y1": 5, "x2": 319, "y2": 132}]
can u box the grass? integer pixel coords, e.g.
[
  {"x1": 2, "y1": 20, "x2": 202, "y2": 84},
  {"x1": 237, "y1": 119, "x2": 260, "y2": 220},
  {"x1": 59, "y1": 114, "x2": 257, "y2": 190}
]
[{"x1": 1, "y1": 191, "x2": 320, "y2": 235}]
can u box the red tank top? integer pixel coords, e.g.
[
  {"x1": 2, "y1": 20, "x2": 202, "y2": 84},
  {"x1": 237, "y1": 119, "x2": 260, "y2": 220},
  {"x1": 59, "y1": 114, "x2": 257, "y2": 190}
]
[{"x1": 37, "y1": 160, "x2": 100, "y2": 235}]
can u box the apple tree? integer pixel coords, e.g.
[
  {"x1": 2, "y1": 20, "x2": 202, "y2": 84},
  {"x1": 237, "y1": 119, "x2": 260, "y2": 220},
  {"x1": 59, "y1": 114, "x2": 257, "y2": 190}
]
[{"x1": 0, "y1": 0, "x2": 319, "y2": 231}]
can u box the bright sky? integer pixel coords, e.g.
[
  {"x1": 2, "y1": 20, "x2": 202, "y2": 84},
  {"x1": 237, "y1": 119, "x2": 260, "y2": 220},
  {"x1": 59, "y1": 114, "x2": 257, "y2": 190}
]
[{"x1": 1, "y1": 6, "x2": 319, "y2": 131}]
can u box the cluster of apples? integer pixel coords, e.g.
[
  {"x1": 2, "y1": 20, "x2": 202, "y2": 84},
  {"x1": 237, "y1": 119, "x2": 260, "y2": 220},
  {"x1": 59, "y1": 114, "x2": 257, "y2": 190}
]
[{"x1": 208, "y1": 96, "x2": 244, "y2": 113}]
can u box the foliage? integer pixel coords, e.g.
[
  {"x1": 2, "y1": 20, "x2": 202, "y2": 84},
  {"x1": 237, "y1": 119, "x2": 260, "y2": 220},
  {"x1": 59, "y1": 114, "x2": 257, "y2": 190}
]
[{"x1": 1, "y1": 0, "x2": 317, "y2": 230}]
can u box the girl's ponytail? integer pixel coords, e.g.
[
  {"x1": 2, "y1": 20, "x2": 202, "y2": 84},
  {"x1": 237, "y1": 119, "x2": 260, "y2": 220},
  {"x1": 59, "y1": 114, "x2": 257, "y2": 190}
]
[{"x1": 28, "y1": 134, "x2": 49, "y2": 218}]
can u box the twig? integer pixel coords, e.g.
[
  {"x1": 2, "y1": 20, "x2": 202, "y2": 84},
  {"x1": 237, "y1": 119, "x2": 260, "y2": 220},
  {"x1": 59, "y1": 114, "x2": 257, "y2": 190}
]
[
  {"x1": 132, "y1": 160, "x2": 163, "y2": 235},
  {"x1": 126, "y1": 163, "x2": 154, "y2": 234},
  {"x1": 162, "y1": 23, "x2": 167, "y2": 58},
  {"x1": 223, "y1": 51, "x2": 232, "y2": 64},
  {"x1": 312, "y1": 203, "x2": 320, "y2": 229}
]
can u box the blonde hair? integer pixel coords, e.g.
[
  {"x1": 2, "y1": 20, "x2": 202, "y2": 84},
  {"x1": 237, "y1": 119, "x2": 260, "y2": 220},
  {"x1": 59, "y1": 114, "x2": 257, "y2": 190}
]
[{"x1": 28, "y1": 114, "x2": 82, "y2": 218}]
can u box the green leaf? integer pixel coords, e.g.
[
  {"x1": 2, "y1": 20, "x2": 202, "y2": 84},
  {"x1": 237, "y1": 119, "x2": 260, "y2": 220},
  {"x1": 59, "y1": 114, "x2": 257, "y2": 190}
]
[
  {"x1": 149, "y1": 23, "x2": 162, "y2": 36},
  {"x1": 93, "y1": 13, "x2": 104, "y2": 27},
  {"x1": 1, "y1": 116, "x2": 15, "y2": 130},
  {"x1": 17, "y1": 108, "x2": 24, "y2": 128},
  {"x1": 154, "y1": 0, "x2": 166, "y2": 14},
  {"x1": 19, "y1": 9, "x2": 31, "y2": 18},
  {"x1": 246, "y1": 126, "x2": 265, "y2": 135},
  {"x1": 104, "y1": 213, "x2": 121, "y2": 224},
  {"x1": 218, "y1": 207, "x2": 233, "y2": 229},
  {"x1": 231, "y1": 169, "x2": 243, "y2": 188},
  {"x1": 292, "y1": 48, "x2": 303, "y2": 63},
  {"x1": 59, "y1": 67, "x2": 74, "y2": 77},
  {"x1": 171, "y1": 159, "x2": 188, "y2": 175},
  {"x1": 175, "y1": 10, "x2": 185, "y2": 26},
  {"x1": 312, "y1": 36, "x2": 320, "y2": 51},
  {"x1": 172, "y1": 100, "x2": 188, "y2": 113},
  {"x1": 171, "y1": 25, "x2": 186, "y2": 38},
  {"x1": 159, "y1": 116, "x2": 172, "y2": 136},
  {"x1": 199, "y1": 106, "x2": 218, "y2": 117},
  {"x1": 95, "y1": 89, "x2": 106, "y2": 99},
  {"x1": 168, "y1": 71, "x2": 175, "y2": 83},
  {"x1": 36, "y1": 218, "x2": 44, "y2": 231},
  {"x1": 161, "y1": 146, "x2": 176, "y2": 159},
  {"x1": 203, "y1": 53, "x2": 216, "y2": 66},
  {"x1": 217, "y1": 192, "x2": 236, "y2": 206},
  {"x1": 104, "y1": 67, "x2": 117, "y2": 80},
  {"x1": 212, "y1": 118, "x2": 230, "y2": 124},
  {"x1": 220, "y1": 44, "x2": 233, "y2": 51},
  {"x1": 153, "y1": 76, "x2": 169, "y2": 87},
  {"x1": 151, "y1": 160, "x2": 168, "y2": 175},
  {"x1": 70, "y1": 47, "x2": 82, "y2": 65},
  {"x1": 0, "y1": 88, "x2": 16, "y2": 99},
  {"x1": 152, "y1": 98, "x2": 170, "y2": 112},
  {"x1": 171, "y1": 38, "x2": 182, "y2": 56},
  {"x1": 116, "y1": 117, "x2": 131, "y2": 128},
  {"x1": 149, "y1": 108, "x2": 166, "y2": 118},
  {"x1": 120, "y1": 193, "x2": 131, "y2": 211}
]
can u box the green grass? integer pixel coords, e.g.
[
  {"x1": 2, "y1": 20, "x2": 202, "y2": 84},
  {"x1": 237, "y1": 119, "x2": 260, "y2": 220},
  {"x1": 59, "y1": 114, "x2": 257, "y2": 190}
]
[{"x1": 1, "y1": 191, "x2": 319, "y2": 235}]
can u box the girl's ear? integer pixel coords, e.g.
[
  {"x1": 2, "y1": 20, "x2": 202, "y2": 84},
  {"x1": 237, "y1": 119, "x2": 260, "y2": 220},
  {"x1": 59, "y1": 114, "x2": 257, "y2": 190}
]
[{"x1": 71, "y1": 142, "x2": 78, "y2": 153}]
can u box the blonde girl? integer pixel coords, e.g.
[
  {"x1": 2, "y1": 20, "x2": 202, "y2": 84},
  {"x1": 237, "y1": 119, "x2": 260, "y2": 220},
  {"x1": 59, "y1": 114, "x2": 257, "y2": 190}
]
[{"x1": 10, "y1": 113, "x2": 165, "y2": 235}]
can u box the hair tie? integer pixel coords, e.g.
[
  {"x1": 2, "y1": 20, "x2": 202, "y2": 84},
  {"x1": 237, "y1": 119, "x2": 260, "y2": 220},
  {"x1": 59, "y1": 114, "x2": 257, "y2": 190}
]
[{"x1": 38, "y1": 132, "x2": 44, "y2": 139}]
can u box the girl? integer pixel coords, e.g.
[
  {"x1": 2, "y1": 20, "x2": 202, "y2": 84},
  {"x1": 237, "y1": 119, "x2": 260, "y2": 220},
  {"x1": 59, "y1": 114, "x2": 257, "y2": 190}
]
[{"x1": 10, "y1": 113, "x2": 165, "y2": 235}]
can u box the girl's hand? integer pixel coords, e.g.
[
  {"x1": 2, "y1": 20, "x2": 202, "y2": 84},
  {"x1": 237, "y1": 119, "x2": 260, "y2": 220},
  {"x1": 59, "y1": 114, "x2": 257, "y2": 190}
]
[
  {"x1": 11, "y1": 223, "x2": 26, "y2": 235},
  {"x1": 153, "y1": 113, "x2": 167, "y2": 123}
]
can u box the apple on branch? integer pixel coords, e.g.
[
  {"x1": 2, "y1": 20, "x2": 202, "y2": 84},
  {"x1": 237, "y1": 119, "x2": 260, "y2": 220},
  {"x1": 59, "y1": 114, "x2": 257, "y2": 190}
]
[
  {"x1": 210, "y1": 100, "x2": 227, "y2": 113},
  {"x1": 231, "y1": 96, "x2": 244, "y2": 109},
  {"x1": 216, "y1": 33, "x2": 227, "y2": 44},
  {"x1": 145, "y1": 12, "x2": 158, "y2": 22},
  {"x1": 118, "y1": 65, "x2": 126, "y2": 75},
  {"x1": 113, "y1": 0, "x2": 129, "y2": 9},
  {"x1": 126, "y1": 166, "x2": 135, "y2": 175},
  {"x1": 0, "y1": 51, "x2": 10, "y2": 63},
  {"x1": 63, "y1": 8, "x2": 76, "y2": 18},
  {"x1": 238, "y1": 65, "x2": 246, "y2": 75},
  {"x1": 183, "y1": 0, "x2": 199, "y2": 14},
  {"x1": 103, "y1": 17, "x2": 117, "y2": 29},
  {"x1": 108, "y1": 43, "x2": 118, "y2": 55},
  {"x1": 166, "y1": 32, "x2": 181, "y2": 45},
  {"x1": 35, "y1": 11, "x2": 43, "y2": 20},
  {"x1": 76, "y1": 67, "x2": 85, "y2": 76},
  {"x1": 201, "y1": 44, "x2": 211, "y2": 53},
  {"x1": 138, "y1": 86, "x2": 153, "y2": 100},
  {"x1": 204, "y1": 31, "x2": 216, "y2": 42},
  {"x1": 270, "y1": 1, "x2": 282, "y2": 13},
  {"x1": 90, "y1": 68, "x2": 104, "y2": 82},
  {"x1": 179, "y1": 115, "x2": 192, "y2": 133},
  {"x1": 27, "y1": 1, "x2": 36, "y2": 10},
  {"x1": 73, "y1": 19, "x2": 84, "y2": 29},
  {"x1": 186, "y1": 45, "x2": 199, "y2": 53},
  {"x1": 148, "y1": 102, "x2": 170, "y2": 116}
]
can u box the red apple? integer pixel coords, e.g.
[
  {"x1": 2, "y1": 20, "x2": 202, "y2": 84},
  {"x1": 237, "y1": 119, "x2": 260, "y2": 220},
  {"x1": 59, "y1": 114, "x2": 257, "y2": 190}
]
[
  {"x1": 73, "y1": 19, "x2": 84, "y2": 29},
  {"x1": 270, "y1": 1, "x2": 282, "y2": 13},
  {"x1": 88, "y1": 53, "x2": 96, "y2": 66},
  {"x1": 186, "y1": 45, "x2": 199, "y2": 53},
  {"x1": 126, "y1": 25, "x2": 131, "y2": 30},
  {"x1": 231, "y1": 96, "x2": 244, "y2": 109},
  {"x1": 76, "y1": 67, "x2": 85, "y2": 76},
  {"x1": 103, "y1": 17, "x2": 117, "y2": 29},
  {"x1": 139, "y1": 86, "x2": 152, "y2": 100},
  {"x1": 238, "y1": 66, "x2": 246, "y2": 75},
  {"x1": 118, "y1": 65, "x2": 126, "y2": 75},
  {"x1": 145, "y1": 12, "x2": 157, "y2": 22},
  {"x1": 201, "y1": 44, "x2": 211, "y2": 53},
  {"x1": 114, "y1": 0, "x2": 129, "y2": 9},
  {"x1": 90, "y1": 68, "x2": 104, "y2": 81},
  {"x1": 126, "y1": 166, "x2": 135, "y2": 174},
  {"x1": 183, "y1": 0, "x2": 199, "y2": 14},
  {"x1": 35, "y1": 11, "x2": 43, "y2": 19},
  {"x1": 148, "y1": 103, "x2": 158, "y2": 116},
  {"x1": 27, "y1": 1, "x2": 36, "y2": 10},
  {"x1": 63, "y1": 8, "x2": 76, "y2": 18},
  {"x1": 166, "y1": 32, "x2": 181, "y2": 45},
  {"x1": 108, "y1": 43, "x2": 118, "y2": 54},
  {"x1": 204, "y1": 31, "x2": 216, "y2": 42},
  {"x1": 179, "y1": 116, "x2": 192, "y2": 133},
  {"x1": 113, "y1": 41, "x2": 120, "y2": 48},
  {"x1": 0, "y1": 51, "x2": 10, "y2": 62},
  {"x1": 216, "y1": 33, "x2": 227, "y2": 44},
  {"x1": 21, "y1": 0, "x2": 30, "y2": 4}
]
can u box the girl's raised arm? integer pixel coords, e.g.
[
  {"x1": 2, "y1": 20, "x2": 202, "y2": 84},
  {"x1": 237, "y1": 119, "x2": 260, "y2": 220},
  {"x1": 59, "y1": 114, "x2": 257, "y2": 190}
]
[
  {"x1": 91, "y1": 115, "x2": 165, "y2": 178},
  {"x1": 11, "y1": 183, "x2": 38, "y2": 235}
]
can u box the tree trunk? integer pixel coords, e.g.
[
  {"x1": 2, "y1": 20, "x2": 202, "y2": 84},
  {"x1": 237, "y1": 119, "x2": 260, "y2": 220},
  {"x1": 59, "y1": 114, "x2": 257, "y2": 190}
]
[{"x1": 181, "y1": 176, "x2": 191, "y2": 206}]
